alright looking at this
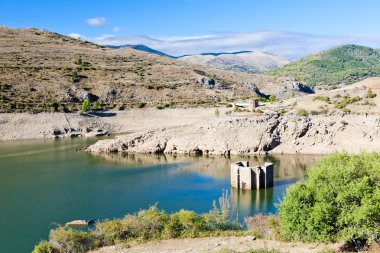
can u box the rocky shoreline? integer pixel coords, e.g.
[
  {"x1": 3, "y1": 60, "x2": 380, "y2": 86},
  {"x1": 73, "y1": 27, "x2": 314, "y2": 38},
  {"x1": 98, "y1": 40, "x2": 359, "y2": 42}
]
[
  {"x1": 86, "y1": 113, "x2": 380, "y2": 155},
  {"x1": 0, "y1": 108, "x2": 220, "y2": 141},
  {"x1": 1, "y1": 108, "x2": 380, "y2": 155}
]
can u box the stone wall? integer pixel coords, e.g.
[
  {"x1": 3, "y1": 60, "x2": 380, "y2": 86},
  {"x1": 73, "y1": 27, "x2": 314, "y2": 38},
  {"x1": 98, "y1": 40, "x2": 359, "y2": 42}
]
[{"x1": 230, "y1": 161, "x2": 274, "y2": 190}]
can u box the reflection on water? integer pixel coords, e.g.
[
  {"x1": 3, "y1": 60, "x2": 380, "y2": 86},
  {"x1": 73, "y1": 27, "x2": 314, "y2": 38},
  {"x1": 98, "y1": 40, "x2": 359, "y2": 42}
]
[
  {"x1": 92, "y1": 152, "x2": 322, "y2": 180},
  {"x1": 0, "y1": 138, "x2": 323, "y2": 253},
  {"x1": 232, "y1": 187, "x2": 274, "y2": 216}
]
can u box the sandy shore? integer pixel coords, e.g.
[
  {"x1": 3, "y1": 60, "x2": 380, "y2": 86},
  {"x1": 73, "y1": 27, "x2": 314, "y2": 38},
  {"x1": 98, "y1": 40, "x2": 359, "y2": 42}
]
[
  {"x1": 90, "y1": 236, "x2": 343, "y2": 253},
  {"x1": 0, "y1": 108, "x2": 224, "y2": 141}
]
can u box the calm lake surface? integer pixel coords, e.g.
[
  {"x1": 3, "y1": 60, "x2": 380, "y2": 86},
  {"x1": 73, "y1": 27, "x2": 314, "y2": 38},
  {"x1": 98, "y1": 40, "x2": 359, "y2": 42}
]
[{"x1": 0, "y1": 137, "x2": 322, "y2": 253}]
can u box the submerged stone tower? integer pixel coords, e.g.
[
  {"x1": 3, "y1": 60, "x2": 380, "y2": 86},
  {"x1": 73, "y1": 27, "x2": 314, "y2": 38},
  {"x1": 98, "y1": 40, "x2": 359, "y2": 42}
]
[{"x1": 231, "y1": 161, "x2": 274, "y2": 190}]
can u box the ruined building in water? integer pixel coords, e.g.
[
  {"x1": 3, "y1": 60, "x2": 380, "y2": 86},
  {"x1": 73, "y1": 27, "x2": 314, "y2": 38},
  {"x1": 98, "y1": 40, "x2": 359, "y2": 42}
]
[{"x1": 231, "y1": 161, "x2": 274, "y2": 190}]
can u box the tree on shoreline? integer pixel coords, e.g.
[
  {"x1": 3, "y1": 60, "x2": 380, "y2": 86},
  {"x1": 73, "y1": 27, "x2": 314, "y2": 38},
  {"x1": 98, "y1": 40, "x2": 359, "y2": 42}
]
[{"x1": 81, "y1": 99, "x2": 91, "y2": 112}]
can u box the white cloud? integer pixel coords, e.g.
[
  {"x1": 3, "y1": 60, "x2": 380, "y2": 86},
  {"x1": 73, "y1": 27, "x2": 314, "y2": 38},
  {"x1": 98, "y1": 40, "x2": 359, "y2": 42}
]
[
  {"x1": 68, "y1": 33, "x2": 83, "y2": 39},
  {"x1": 81, "y1": 30, "x2": 380, "y2": 60},
  {"x1": 86, "y1": 17, "x2": 107, "y2": 26},
  {"x1": 112, "y1": 26, "x2": 122, "y2": 32}
]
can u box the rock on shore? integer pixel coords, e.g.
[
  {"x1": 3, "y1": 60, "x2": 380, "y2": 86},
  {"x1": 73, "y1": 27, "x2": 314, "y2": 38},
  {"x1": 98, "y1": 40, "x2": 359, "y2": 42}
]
[{"x1": 86, "y1": 113, "x2": 380, "y2": 155}]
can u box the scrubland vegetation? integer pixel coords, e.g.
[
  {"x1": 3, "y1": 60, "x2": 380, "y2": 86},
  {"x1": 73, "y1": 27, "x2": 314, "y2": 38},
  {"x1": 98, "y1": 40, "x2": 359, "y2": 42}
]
[{"x1": 268, "y1": 45, "x2": 380, "y2": 87}]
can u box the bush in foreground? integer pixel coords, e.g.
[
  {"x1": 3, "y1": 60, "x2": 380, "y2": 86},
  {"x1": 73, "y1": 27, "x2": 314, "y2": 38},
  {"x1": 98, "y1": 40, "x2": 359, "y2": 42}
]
[
  {"x1": 34, "y1": 192, "x2": 242, "y2": 253},
  {"x1": 279, "y1": 152, "x2": 380, "y2": 244},
  {"x1": 49, "y1": 227, "x2": 96, "y2": 253},
  {"x1": 32, "y1": 240, "x2": 57, "y2": 253}
]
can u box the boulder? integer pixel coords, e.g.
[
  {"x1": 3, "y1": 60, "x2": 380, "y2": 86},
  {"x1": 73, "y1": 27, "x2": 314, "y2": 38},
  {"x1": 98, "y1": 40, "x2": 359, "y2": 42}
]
[
  {"x1": 276, "y1": 81, "x2": 314, "y2": 99},
  {"x1": 76, "y1": 89, "x2": 99, "y2": 102},
  {"x1": 246, "y1": 83, "x2": 269, "y2": 99},
  {"x1": 197, "y1": 78, "x2": 226, "y2": 90}
]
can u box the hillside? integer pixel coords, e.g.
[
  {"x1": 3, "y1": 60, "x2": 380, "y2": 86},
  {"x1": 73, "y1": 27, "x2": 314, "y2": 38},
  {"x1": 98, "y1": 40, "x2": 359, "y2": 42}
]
[
  {"x1": 0, "y1": 26, "x2": 299, "y2": 113},
  {"x1": 268, "y1": 44, "x2": 380, "y2": 87},
  {"x1": 106, "y1": 44, "x2": 173, "y2": 58},
  {"x1": 179, "y1": 51, "x2": 289, "y2": 73}
]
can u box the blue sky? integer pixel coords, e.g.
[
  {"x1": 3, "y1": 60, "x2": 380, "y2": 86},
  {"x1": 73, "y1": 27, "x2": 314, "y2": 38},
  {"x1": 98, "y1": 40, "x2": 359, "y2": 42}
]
[{"x1": 1, "y1": 0, "x2": 380, "y2": 59}]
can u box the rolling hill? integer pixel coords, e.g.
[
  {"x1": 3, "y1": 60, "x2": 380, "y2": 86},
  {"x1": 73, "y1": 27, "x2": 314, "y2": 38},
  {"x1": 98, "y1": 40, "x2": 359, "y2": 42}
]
[
  {"x1": 0, "y1": 26, "x2": 296, "y2": 113},
  {"x1": 268, "y1": 44, "x2": 380, "y2": 87},
  {"x1": 179, "y1": 51, "x2": 289, "y2": 73},
  {"x1": 106, "y1": 44, "x2": 173, "y2": 58}
]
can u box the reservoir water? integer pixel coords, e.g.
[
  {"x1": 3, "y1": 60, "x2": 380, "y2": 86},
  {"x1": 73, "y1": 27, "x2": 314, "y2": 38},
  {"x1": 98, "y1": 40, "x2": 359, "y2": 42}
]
[{"x1": 0, "y1": 137, "x2": 322, "y2": 253}]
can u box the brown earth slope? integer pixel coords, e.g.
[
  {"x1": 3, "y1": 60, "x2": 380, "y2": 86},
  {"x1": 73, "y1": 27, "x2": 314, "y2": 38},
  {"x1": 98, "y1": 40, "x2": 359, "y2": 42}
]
[
  {"x1": 86, "y1": 78, "x2": 380, "y2": 155},
  {"x1": 0, "y1": 26, "x2": 300, "y2": 113}
]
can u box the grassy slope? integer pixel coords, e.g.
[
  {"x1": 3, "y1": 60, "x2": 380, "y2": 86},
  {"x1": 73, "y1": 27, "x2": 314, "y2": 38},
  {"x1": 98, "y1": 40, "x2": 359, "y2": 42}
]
[{"x1": 268, "y1": 45, "x2": 380, "y2": 87}]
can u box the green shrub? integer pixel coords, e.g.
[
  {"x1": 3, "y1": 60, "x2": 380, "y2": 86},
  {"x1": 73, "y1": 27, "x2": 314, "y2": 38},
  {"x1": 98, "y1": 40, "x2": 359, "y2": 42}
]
[
  {"x1": 137, "y1": 102, "x2": 146, "y2": 108},
  {"x1": 268, "y1": 95, "x2": 277, "y2": 102},
  {"x1": 93, "y1": 205, "x2": 169, "y2": 244},
  {"x1": 363, "y1": 100, "x2": 376, "y2": 106},
  {"x1": 297, "y1": 109, "x2": 309, "y2": 116},
  {"x1": 279, "y1": 152, "x2": 380, "y2": 244},
  {"x1": 74, "y1": 55, "x2": 92, "y2": 70},
  {"x1": 233, "y1": 106, "x2": 242, "y2": 112},
  {"x1": 195, "y1": 99, "x2": 206, "y2": 105},
  {"x1": 145, "y1": 83, "x2": 163, "y2": 90},
  {"x1": 279, "y1": 109, "x2": 288, "y2": 116},
  {"x1": 0, "y1": 83, "x2": 10, "y2": 91},
  {"x1": 313, "y1": 96, "x2": 330, "y2": 103},
  {"x1": 258, "y1": 95, "x2": 276, "y2": 103},
  {"x1": 74, "y1": 55, "x2": 83, "y2": 66},
  {"x1": 225, "y1": 103, "x2": 233, "y2": 108},
  {"x1": 156, "y1": 101, "x2": 174, "y2": 110},
  {"x1": 366, "y1": 89, "x2": 377, "y2": 98},
  {"x1": 32, "y1": 240, "x2": 57, "y2": 253},
  {"x1": 335, "y1": 96, "x2": 361, "y2": 109},
  {"x1": 93, "y1": 101, "x2": 103, "y2": 111},
  {"x1": 165, "y1": 210, "x2": 208, "y2": 238},
  {"x1": 81, "y1": 99, "x2": 91, "y2": 112},
  {"x1": 342, "y1": 107, "x2": 351, "y2": 114},
  {"x1": 128, "y1": 205, "x2": 168, "y2": 240},
  {"x1": 116, "y1": 104, "x2": 125, "y2": 111},
  {"x1": 93, "y1": 219, "x2": 124, "y2": 246},
  {"x1": 215, "y1": 108, "x2": 220, "y2": 117},
  {"x1": 49, "y1": 227, "x2": 95, "y2": 253},
  {"x1": 310, "y1": 110, "x2": 320, "y2": 115},
  {"x1": 69, "y1": 70, "x2": 81, "y2": 83}
]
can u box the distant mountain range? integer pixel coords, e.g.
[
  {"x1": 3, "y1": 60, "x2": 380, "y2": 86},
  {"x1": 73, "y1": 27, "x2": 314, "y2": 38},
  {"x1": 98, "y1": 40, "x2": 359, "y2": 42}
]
[
  {"x1": 268, "y1": 44, "x2": 380, "y2": 87},
  {"x1": 178, "y1": 51, "x2": 289, "y2": 73},
  {"x1": 107, "y1": 44, "x2": 289, "y2": 73}
]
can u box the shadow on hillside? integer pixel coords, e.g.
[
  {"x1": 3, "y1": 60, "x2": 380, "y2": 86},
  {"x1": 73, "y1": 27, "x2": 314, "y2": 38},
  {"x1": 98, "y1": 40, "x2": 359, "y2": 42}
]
[{"x1": 86, "y1": 112, "x2": 117, "y2": 117}]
